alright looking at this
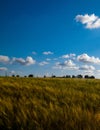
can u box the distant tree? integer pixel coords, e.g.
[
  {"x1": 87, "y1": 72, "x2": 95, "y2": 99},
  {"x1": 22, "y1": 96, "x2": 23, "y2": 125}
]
[
  {"x1": 16, "y1": 75, "x2": 20, "y2": 77},
  {"x1": 84, "y1": 75, "x2": 89, "y2": 79},
  {"x1": 90, "y1": 76, "x2": 95, "y2": 79},
  {"x1": 44, "y1": 75, "x2": 46, "y2": 78},
  {"x1": 77, "y1": 75, "x2": 83, "y2": 78},
  {"x1": 72, "y1": 75, "x2": 76, "y2": 78},
  {"x1": 12, "y1": 75, "x2": 15, "y2": 77},
  {"x1": 66, "y1": 75, "x2": 71, "y2": 78},
  {"x1": 52, "y1": 75, "x2": 56, "y2": 78},
  {"x1": 84, "y1": 75, "x2": 95, "y2": 79},
  {"x1": 24, "y1": 76, "x2": 27, "y2": 78},
  {"x1": 28, "y1": 74, "x2": 34, "y2": 77}
]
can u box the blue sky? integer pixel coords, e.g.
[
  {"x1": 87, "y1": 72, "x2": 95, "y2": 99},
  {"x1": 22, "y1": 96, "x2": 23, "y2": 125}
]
[{"x1": 1, "y1": 0, "x2": 100, "y2": 77}]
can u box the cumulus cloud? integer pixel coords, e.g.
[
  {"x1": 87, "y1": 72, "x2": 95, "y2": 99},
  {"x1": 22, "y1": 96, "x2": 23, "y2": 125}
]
[
  {"x1": 79, "y1": 65, "x2": 95, "y2": 71},
  {"x1": 12, "y1": 56, "x2": 36, "y2": 66},
  {"x1": 70, "y1": 53, "x2": 76, "y2": 57},
  {"x1": 0, "y1": 67, "x2": 8, "y2": 71},
  {"x1": 54, "y1": 60, "x2": 78, "y2": 70},
  {"x1": 25, "y1": 57, "x2": 36, "y2": 65},
  {"x1": 75, "y1": 14, "x2": 100, "y2": 29},
  {"x1": 43, "y1": 51, "x2": 53, "y2": 55},
  {"x1": 0, "y1": 55, "x2": 10, "y2": 63},
  {"x1": 39, "y1": 61, "x2": 49, "y2": 66},
  {"x1": 61, "y1": 53, "x2": 76, "y2": 59},
  {"x1": 12, "y1": 58, "x2": 25, "y2": 65},
  {"x1": 77, "y1": 53, "x2": 100, "y2": 64},
  {"x1": 61, "y1": 54, "x2": 69, "y2": 59}
]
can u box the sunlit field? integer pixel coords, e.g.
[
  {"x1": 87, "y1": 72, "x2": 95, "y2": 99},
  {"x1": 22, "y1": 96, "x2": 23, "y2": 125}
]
[{"x1": 0, "y1": 77, "x2": 100, "y2": 130}]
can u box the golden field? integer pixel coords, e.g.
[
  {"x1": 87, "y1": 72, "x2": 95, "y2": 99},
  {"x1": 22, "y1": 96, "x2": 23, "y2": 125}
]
[{"x1": 0, "y1": 77, "x2": 100, "y2": 130}]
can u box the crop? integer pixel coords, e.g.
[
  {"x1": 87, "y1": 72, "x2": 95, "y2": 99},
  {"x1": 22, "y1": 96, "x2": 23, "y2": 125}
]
[{"x1": 0, "y1": 77, "x2": 100, "y2": 130}]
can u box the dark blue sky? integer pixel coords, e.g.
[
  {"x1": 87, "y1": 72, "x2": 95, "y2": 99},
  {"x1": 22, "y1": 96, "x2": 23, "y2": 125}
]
[{"x1": 0, "y1": 0, "x2": 100, "y2": 77}]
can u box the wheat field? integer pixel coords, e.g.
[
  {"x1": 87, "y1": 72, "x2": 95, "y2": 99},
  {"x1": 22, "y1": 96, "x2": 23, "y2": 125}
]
[{"x1": 0, "y1": 77, "x2": 100, "y2": 130}]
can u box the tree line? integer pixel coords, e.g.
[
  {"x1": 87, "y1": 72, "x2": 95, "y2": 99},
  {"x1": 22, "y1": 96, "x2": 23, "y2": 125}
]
[{"x1": 11, "y1": 74, "x2": 95, "y2": 79}]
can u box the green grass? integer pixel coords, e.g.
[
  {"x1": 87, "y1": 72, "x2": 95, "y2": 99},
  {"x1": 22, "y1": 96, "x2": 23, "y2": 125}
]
[{"x1": 0, "y1": 77, "x2": 100, "y2": 130}]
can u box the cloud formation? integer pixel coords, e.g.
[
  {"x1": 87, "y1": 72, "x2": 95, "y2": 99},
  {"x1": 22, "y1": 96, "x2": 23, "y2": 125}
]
[
  {"x1": 77, "y1": 53, "x2": 100, "y2": 64},
  {"x1": 12, "y1": 56, "x2": 36, "y2": 66},
  {"x1": 54, "y1": 60, "x2": 78, "y2": 70},
  {"x1": 43, "y1": 51, "x2": 53, "y2": 55},
  {"x1": 0, "y1": 52, "x2": 100, "y2": 78},
  {"x1": 0, "y1": 67, "x2": 8, "y2": 71},
  {"x1": 75, "y1": 14, "x2": 100, "y2": 29},
  {"x1": 79, "y1": 65, "x2": 95, "y2": 71},
  {"x1": 39, "y1": 61, "x2": 49, "y2": 66},
  {"x1": 61, "y1": 53, "x2": 76, "y2": 59},
  {"x1": 0, "y1": 55, "x2": 10, "y2": 63}
]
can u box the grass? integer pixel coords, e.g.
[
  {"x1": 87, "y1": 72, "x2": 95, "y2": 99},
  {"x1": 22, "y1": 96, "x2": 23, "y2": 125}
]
[{"x1": 0, "y1": 77, "x2": 100, "y2": 130}]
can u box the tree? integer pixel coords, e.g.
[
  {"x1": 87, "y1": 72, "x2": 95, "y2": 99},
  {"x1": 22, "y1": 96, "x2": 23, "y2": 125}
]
[
  {"x1": 84, "y1": 75, "x2": 95, "y2": 79},
  {"x1": 84, "y1": 75, "x2": 89, "y2": 79},
  {"x1": 72, "y1": 75, "x2": 76, "y2": 78},
  {"x1": 90, "y1": 76, "x2": 95, "y2": 79},
  {"x1": 16, "y1": 75, "x2": 20, "y2": 77},
  {"x1": 77, "y1": 75, "x2": 83, "y2": 78},
  {"x1": 12, "y1": 75, "x2": 15, "y2": 77},
  {"x1": 44, "y1": 75, "x2": 46, "y2": 78},
  {"x1": 52, "y1": 75, "x2": 56, "y2": 78},
  {"x1": 66, "y1": 75, "x2": 71, "y2": 78},
  {"x1": 28, "y1": 74, "x2": 34, "y2": 77}
]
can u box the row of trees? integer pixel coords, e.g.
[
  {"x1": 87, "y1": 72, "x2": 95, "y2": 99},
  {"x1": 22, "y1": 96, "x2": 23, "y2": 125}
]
[
  {"x1": 50, "y1": 74, "x2": 95, "y2": 79},
  {"x1": 11, "y1": 74, "x2": 95, "y2": 79},
  {"x1": 12, "y1": 74, "x2": 34, "y2": 78}
]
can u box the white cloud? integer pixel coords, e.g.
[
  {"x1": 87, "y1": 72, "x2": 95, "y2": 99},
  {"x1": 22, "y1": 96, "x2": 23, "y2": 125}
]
[
  {"x1": 25, "y1": 57, "x2": 36, "y2": 65},
  {"x1": 77, "y1": 53, "x2": 100, "y2": 64},
  {"x1": 97, "y1": 70, "x2": 100, "y2": 73},
  {"x1": 12, "y1": 56, "x2": 36, "y2": 66},
  {"x1": 13, "y1": 57, "x2": 25, "y2": 65},
  {"x1": 61, "y1": 53, "x2": 76, "y2": 59},
  {"x1": 46, "y1": 58, "x2": 51, "y2": 61},
  {"x1": 64, "y1": 60, "x2": 76, "y2": 67},
  {"x1": 62, "y1": 54, "x2": 69, "y2": 59},
  {"x1": 79, "y1": 65, "x2": 95, "y2": 71},
  {"x1": 0, "y1": 55, "x2": 10, "y2": 63},
  {"x1": 82, "y1": 70, "x2": 94, "y2": 76},
  {"x1": 0, "y1": 67, "x2": 8, "y2": 71},
  {"x1": 54, "y1": 60, "x2": 78, "y2": 70},
  {"x1": 70, "y1": 53, "x2": 76, "y2": 57},
  {"x1": 96, "y1": 70, "x2": 100, "y2": 77},
  {"x1": 75, "y1": 14, "x2": 100, "y2": 29},
  {"x1": 39, "y1": 61, "x2": 49, "y2": 66},
  {"x1": 43, "y1": 51, "x2": 53, "y2": 55}
]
